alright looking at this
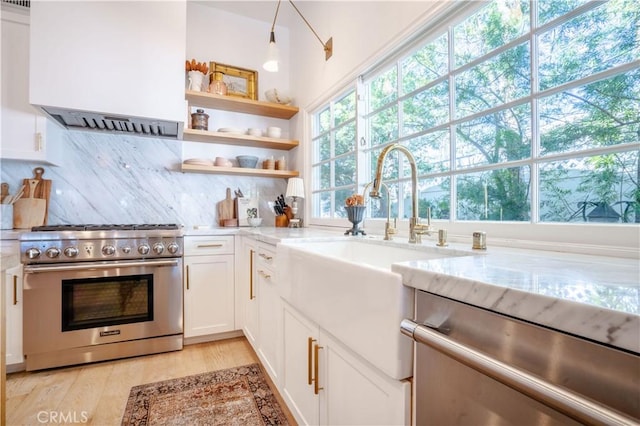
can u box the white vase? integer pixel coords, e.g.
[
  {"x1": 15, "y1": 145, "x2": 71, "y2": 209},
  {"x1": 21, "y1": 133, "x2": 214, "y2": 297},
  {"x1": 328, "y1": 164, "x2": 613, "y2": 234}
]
[{"x1": 188, "y1": 70, "x2": 206, "y2": 92}]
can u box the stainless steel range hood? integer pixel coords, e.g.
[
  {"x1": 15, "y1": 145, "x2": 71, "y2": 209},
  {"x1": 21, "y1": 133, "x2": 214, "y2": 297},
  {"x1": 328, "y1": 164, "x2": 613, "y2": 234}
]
[
  {"x1": 29, "y1": 1, "x2": 186, "y2": 139},
  {"x1": 43, "y1": 107, "x2": 181, "y2": 138}
]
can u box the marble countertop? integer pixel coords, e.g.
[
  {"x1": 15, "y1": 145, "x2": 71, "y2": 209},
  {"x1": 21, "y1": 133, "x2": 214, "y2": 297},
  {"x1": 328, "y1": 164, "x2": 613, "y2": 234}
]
[
  {"x1": 3, "y1": 225, "x2": 638, "y2": 353},
  {"x1": 393, "y1": 246, "x2": 639, "y2": 354}
]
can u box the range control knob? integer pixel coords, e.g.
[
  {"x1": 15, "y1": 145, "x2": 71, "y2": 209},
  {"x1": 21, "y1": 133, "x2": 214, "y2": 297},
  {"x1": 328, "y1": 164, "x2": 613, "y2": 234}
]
[
  {"x1": 102, "y1": 245, "x2": 116, "y2": 256},
  {"x1": 122, "y1": 246, "x2": 132, "y2": 254},
  {"x1": 45, "y1": 247, "x2": 61, "y2": 258},
  {"x1": 138, "y1": 244, "x2": 150, "y2": 255},
  {"x1": 167, "y1": 242, "x2": 179, "y2": 254},
  {"x1": 26, "y1": 248, "x2": 41, "y2": 259},
  {"x1": 64, "y1": 247, "x2": 79, "y2": 258},
  {"x1": 152, "y1": 243, "x2": 164, "y2": 255}
]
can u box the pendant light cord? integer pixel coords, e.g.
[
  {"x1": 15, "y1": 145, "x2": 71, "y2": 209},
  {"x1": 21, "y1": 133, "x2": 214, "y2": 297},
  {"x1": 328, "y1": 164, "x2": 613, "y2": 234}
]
[
  {"x1": 270, "y1": 0, "x2": 281, "y2": 32},
  {"x1": 288, "y1": 0, "x2": 327, "y2": 50}
]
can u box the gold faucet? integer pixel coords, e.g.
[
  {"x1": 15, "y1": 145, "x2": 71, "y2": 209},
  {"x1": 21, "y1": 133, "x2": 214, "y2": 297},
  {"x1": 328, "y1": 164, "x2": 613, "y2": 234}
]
[
  {"x1": 363, "y1": 181, "x2": 396, "y2": 240},
  {"x1": 370, "y1": 143, "x2": 432, "y2": 244}
]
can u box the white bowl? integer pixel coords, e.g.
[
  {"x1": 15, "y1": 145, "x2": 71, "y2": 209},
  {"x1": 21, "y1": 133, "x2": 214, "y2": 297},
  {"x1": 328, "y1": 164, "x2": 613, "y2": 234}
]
[
  {"x1": 265, "y1": 89, "x2": 292, "y2": 105},
  {"x1": 247, "y1": 217, "x2": 263, "y2": 227},
  {"x1": 247, "y1": 128, "x2": 263, "y2": 137},
  {"x1": 267, "y1": 126, "x2": 282, "y2": 138}
]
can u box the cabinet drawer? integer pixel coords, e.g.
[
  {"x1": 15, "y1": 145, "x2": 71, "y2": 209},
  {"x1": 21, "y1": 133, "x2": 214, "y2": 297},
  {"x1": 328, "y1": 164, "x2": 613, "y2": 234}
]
[{"x1": 184, "y1": 235, "x2": 234, "y2": 255}]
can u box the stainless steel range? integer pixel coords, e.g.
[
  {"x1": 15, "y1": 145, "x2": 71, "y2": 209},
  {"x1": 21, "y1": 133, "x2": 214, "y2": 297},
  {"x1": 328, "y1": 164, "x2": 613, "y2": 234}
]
[{"x1": 20, "y1": 224, "x2": 184, "y2": 371}]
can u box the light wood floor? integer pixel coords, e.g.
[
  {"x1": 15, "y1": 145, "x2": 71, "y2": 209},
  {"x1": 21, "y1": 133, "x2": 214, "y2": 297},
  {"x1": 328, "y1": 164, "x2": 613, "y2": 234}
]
[{"x1": 6, "y1": 337, "x2": 296, "y2": 426}]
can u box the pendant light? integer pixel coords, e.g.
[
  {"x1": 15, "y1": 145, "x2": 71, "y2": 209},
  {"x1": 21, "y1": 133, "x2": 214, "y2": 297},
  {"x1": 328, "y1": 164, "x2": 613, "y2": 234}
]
[{"x1": 263, "y1": 0, "x2": 333, "y2": 73}]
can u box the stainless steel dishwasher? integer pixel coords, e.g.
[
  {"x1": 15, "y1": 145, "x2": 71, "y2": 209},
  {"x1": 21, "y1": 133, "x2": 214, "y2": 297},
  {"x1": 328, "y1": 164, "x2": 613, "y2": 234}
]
[{"x1": 401, "y1": 291, "x2": 640, "y2": 426}]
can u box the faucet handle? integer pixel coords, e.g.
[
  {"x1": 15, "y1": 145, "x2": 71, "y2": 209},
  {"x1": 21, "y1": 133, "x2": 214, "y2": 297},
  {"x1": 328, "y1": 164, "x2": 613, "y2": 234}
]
[{"x1": 384, "y1": 218, "x2": 397, "y2": 241}]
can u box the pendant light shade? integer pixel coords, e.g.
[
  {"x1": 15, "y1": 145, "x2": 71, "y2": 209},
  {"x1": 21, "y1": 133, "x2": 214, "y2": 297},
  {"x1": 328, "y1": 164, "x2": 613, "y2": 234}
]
[{"x1": 263, "y1": 31, "x2": 279, "y2": 72}]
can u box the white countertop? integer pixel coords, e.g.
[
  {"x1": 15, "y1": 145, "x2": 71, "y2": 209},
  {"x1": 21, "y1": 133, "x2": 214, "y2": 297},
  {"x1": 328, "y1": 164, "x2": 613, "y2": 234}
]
[
  {"x1": 4, "y1": 225, "x2": 638, "y2": 353},
  {"x1": 393, "y1": 245, "x2": 639, "y2": 354}
]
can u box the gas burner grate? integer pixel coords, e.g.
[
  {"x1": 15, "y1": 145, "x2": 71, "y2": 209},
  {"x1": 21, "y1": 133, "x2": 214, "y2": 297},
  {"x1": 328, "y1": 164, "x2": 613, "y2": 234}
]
[{"x1": 31, "y1": 224, "x2": 181, "y2": 231}]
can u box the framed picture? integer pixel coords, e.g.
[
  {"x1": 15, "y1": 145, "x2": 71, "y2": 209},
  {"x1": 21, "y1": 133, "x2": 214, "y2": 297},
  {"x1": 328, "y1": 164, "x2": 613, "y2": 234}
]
[
  {"x1": 235, "y1": 197, "x2": 259, "y2": 227},
  {"x1": 209, "y1": 62, "x2": 258, "y2": 100}
]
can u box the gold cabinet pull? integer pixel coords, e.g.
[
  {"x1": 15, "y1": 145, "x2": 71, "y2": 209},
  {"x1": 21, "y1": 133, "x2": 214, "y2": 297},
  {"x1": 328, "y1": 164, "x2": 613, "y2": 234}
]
[
  {"x1": 258, "y1": 269, "x2": 271, "y2": 280},
  {"x1": 314, "y1": 343, "x2": 324, "y2": 394},
  {"x1": 259, "y1": 253, "x2": 273, "y2": 261},
  {"x1": 185, "y1": 265, "x2": 190, "y2": 290},
  {"x1": 13, "y1": 274, "x2": 18, "y2": 305},
  {"x1": 249, "y1": 249, "x2": 255, "y2": 300},
  {"x1": 308, "y1": 337, "x2": 316, "y2": 385},
  {"x1": 197, "y1": 243, "x2": 224, "y2": 248}
]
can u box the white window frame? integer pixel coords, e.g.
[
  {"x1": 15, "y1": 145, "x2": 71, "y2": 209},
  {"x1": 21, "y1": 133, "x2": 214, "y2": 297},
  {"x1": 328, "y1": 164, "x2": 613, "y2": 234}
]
[{"x1": 306, "y1": 0, "x2": 639, "y2": 257}]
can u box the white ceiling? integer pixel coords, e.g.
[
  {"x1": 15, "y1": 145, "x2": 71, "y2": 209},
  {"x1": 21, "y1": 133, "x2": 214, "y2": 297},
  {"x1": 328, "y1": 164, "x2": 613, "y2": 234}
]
[{"x1": 193, "y1": 1, "x2": 297, "y2": 27}]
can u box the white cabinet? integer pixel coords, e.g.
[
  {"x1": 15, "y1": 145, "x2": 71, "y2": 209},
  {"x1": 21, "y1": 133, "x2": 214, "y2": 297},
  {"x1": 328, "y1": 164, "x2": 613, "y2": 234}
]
[
  {"x1": 4, "y1": 265, "x2": 23, "y2": 369},
  {"x1": 282, "y1": 301, "x2": 411, "y2": 426},
  {"x1": 282, "y1": 302, "x2": 320, "y2": 425},
  {"x1": 237, "y1": 237, "x2": 282, "y2": 386},
  {"x1": 183, "y1": 236, "x2": 235, "y2": 340},
  {"x1": 254, "y1": 243, "x2": 281, "y2": 385},
  {"x1": 239, "y1": 237, "x2": 259, "y2": 347},
  {"x1": 1, "y1": 10, "x2": 62, "y2": 165}
]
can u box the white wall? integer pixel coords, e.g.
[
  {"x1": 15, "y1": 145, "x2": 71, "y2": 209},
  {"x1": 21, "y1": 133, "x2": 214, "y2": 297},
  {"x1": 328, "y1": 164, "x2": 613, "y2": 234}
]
[{"x1": 288, "y1": 1, "x2": 451, "y2": 109}]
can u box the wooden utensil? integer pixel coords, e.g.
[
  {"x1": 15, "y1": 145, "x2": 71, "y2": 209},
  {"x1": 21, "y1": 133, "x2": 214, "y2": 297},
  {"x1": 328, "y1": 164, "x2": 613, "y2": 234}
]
[
  {"x1": 13, "y1": 179, "x2": 47, "y2": 229},
  {"x1": 32, "y1": 167, "x2": 52, "y2": 224},
  {"x1": 1, "y1": 183, "x2": 9, "y2": 203},
  {"x1": 217, "y1": 187, "x2": 235, "y2": 226}
]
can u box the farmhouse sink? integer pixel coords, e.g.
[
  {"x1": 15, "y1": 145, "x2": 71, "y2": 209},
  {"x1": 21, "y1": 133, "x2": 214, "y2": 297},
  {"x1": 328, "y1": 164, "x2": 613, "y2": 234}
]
[{"x1": 277, "y1": 238, "x2": 473, "y2": 380}]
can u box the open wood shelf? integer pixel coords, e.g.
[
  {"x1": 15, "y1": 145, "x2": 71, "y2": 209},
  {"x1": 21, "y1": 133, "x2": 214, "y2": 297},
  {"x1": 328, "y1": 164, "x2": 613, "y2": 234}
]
[
  {"x1": 185, "y1": 91, "x2": 299, "y2": 119},
  {"x1": 181, "y1": 163, "x2": 299, "y2": 178},
  {"x1": 182, "y1": 128, "x2": 299, "y2": 150}
]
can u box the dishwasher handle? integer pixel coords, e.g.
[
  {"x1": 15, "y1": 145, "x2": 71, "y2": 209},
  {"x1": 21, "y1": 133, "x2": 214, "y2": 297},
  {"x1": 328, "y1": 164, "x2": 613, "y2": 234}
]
[{"x1": 400, "y1": 319, "x2": 637, "y2": 426}]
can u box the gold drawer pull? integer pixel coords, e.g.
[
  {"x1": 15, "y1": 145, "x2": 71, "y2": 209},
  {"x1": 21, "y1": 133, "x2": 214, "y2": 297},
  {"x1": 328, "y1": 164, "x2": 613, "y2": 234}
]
[
  {"x1": 185, "y1": 265, "x2": 190, "y2": 290},
  {"x1": 249, "y1": 249, "x2": 255, "y2": 300},
  {"x1": 308, "y1": 337, "x2": 316, "y2": 385},
  {"x1": 197, "y1": 243, "x2": 224, "y2": 248},
  {"x1": 259, "y1": 253, "x2": 273, "y2": 261},
  {"x1": 13, "y1": 274, "x2": 18, "y2": 305},
  {"x1": 314, "y1": 343, "x2": 324, "y2": 394},
  {"x1": 258, "y1": 270, "x2": 271, "y2": 280}
]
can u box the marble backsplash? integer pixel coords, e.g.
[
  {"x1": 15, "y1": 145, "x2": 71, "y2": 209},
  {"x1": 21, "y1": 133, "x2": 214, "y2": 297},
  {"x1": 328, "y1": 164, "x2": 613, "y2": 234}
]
[{"x1": 0, "y1": 131, "x2": 288, "y2": 229}]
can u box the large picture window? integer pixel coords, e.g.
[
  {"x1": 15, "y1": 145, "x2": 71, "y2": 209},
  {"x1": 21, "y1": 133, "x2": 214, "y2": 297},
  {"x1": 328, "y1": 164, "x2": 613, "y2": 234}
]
[{"x1": 311, "y1": 0, "x2": 639, "y2": 228}]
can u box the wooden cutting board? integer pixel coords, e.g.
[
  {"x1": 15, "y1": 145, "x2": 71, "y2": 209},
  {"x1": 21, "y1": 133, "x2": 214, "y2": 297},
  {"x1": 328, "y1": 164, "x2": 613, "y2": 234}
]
[
  {"x1": 22, "y1": 167, "x2": 52, "y2": 225},
  {"x1": 217, "y1": 187, "x2": 235, "y2": 226},
  {"x1": 13, "y1": 179, "x2": 47, "y2": 229}
]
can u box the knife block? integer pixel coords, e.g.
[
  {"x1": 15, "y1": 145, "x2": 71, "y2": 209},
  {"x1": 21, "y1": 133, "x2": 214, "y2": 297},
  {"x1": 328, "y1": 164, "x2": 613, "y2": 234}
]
[{"x1": 275, "y1": 215, "x2": 289, "y2": 227}]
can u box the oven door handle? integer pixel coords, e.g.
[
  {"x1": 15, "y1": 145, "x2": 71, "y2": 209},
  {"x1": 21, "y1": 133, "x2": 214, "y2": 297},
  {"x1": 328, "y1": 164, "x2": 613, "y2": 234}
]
[
  {"x1": 400, "y1": 319, "x2": 636, "y2": 426},
  {"x1": 23, "y1": 259, "x2": 180, "y2": 273}
]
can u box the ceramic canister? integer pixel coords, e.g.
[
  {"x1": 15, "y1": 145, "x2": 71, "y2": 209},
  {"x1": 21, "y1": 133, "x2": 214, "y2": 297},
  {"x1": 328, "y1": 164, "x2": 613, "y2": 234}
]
[{"x1": 191, "y1": 109, "x2": 209, "y2": 130}]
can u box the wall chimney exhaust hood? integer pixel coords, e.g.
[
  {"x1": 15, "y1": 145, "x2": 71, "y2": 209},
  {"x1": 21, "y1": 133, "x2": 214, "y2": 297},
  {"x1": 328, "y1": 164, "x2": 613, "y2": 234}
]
[{"x1": 29, "y1": 1, "x2": 186, "y2": 139}]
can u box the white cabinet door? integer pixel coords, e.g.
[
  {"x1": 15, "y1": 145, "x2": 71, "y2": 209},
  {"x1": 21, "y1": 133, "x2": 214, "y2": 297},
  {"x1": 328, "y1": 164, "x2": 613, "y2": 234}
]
[
  {"x1": 320, "y1": 331, "x2": 411, "y2": 426},
  {"x1": 255, "y1": 243, "x2": 281, "y2": 385},
  {"x1": 282, "y1": 301, "x2": 411, "y2": 426},
  {"x1": 282, "y1": 302, "x2": 320, "y2": 426},
  {"x1": 1, "y1": 11, "x2": 61, "y2": 165},
  {"x1": 183, "y1": 254, "x2": 235, "y2": 338},
  {"x1": 241, "y1": 238, "x2": 259, "y2": 348},
  {"x1": 4, "y1": 265, "x2": 23, "y2": 367}
]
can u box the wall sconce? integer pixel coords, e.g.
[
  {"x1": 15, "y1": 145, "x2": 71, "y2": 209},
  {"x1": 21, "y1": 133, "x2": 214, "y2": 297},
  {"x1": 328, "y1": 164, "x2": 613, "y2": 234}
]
[
  {"x1": 285, "y1": 177, "x2": 305, "y2": 228},
  {"x1": 263, "y1": 0, "x2": 333, "y2": 72}
]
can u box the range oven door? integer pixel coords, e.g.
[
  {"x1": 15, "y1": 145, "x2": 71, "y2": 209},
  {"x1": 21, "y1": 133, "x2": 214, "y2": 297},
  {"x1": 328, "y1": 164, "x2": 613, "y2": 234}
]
[{"x1": 23, "y1": 259, "x2": 183, "y2": 358}]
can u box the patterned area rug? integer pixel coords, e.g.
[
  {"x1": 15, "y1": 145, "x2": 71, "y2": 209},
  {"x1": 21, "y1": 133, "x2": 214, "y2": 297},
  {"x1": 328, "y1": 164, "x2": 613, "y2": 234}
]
[{"x1": 121, "y1": 363, "x2": 289, "y2": 425}]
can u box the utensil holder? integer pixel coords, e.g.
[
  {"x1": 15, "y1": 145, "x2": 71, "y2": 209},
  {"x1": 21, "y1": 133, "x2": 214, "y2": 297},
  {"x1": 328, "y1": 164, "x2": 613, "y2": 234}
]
[
  {"x1": 345, "y1": 205, "x2": 366, "y2": 236},
  {"x1": 275, "y1": 215, "x2": 289, "y2": 227}
]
